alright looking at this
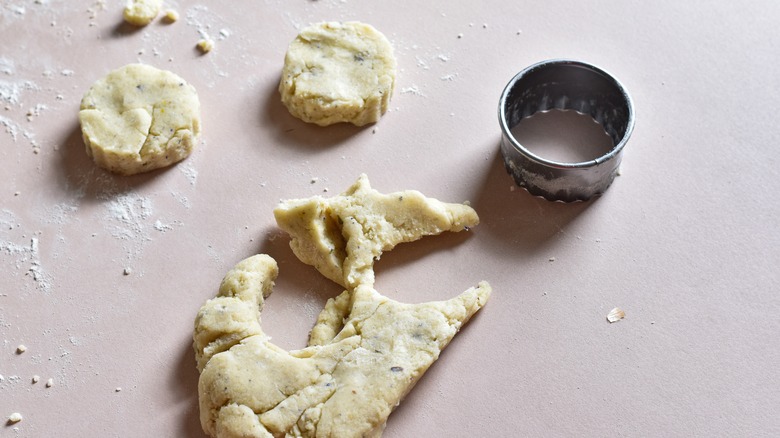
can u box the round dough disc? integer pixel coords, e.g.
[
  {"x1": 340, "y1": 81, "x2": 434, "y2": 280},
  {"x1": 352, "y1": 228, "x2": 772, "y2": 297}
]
[
  {"x1": 79, "y1": 64, "x2": 201, "y2": 175},
  {"x1": 279, "y1": 21, "x2": 397, "y2": 127}
]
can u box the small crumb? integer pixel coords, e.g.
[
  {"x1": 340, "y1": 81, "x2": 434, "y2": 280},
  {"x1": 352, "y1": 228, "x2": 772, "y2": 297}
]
[
  {"x1": 371, "y1": 127, "x2": 377, "y2": 134},
  {"x1": 310, "y1": 177, "x2": 319, "y2": 184},
  {"x1": 456, "y1": 33, "x2": 463, "y2": 39},
  {"x1": 123, "y1": 267, "x2": 132, "y2": 276},
  {"x1": 14, "y1": 191, "x2": 20, "y2": 196},
  {"x1": 482, "y1": 23, "x2": 488, "y2": 28},
  {"x1": 548, "y1": 257, "x2": 556, "y2": 262},
  {"x1": 509, "y1": 185, "x2": 516, "y2": 192},
  {"x1": 115, "y1": 387, "x2": 122, "y2": 392},
  {"x1": 32, "y1": 375, "x2": 40, "y2": 384},
  {"x1": 16, "y1": 345, "x2": 27, "y2": 354},
  {"x1": 607, "y1": 307, "x2": 626, "y2": 323},
  {"x1": 45, "y1": 378, "x2": 53, "y2": 387},
  {"x1": 650, "y1": 321, "x2": 655, "y2": 325},
  {"x1": 162, "y1": 9, "x2": 178, "y2": 23},
  {"x1": 7, "y1": 413, "x2": 23, "y2": 424},
  {"x1": 323, "y1": 188, "x2": 329, "y2": 192},
  {"x1": 196, "y1": 38, "x2": 214, "y2": 54},
  {"x1": 516, "y1": 30, "x2": 522, "y2": 35},
  {"x1": 616, "y1": 167, "x2": 623, "y2": 176}
]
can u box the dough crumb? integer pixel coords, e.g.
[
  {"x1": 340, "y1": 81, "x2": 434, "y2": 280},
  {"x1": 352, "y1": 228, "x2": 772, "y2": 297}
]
[
  {"x1": 32, "y1": 375, "x2": 40, "y2": 384},
  {"x1": 162, "y1": 9, "x2": 178, "y2": 23},
  {"x1": 123, "y1": 0, "x2": 161, "y2": 26},
  {"x1": 45, "y1": 378, "x2": 54, "y2": 388},
  {"x1": 16, "y1": 345, "x2": 27, "y2": 354},
  {"x1": 196, "y1": 38, "x2": 214, "y2": 54},
  {"x1": 123, "y1": 267, "x2": 132, "y2": 276},
  {"x1": 607, "y1": 307, "x2": 626, "y2": 323},
  {"x1": 115, "y1": 387, "x2": 122, "y2": 392},
  {"x1": 7, "y1": 413, "x2": 22, "y2": 424}
]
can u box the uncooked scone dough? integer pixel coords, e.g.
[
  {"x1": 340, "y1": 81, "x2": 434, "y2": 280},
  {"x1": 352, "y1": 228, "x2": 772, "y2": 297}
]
[
  {"x1": 123, "y1": 0, "x2": 161, "y2": 26},
  {"x1": 274, "y1": 174, "x2": 479, "y2": 289},
  {"x1": 279, "y1": 21, "x2": 397, "y2": 127},
  {"x1": 194, "y1": 176, "x2": 490, "y2": 438},
  {"x1": 195, "y1": 257, "x2": 490, "y2": 438},
  {"x1": 79, "y1": 64, "x2": 201, "y2": 175}
]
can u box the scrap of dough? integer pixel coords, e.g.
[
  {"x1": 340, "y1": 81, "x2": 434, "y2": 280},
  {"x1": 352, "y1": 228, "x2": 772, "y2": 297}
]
[
  {"x1": 274, "y1": 174, "x2": 479, "y2": 289},
  {"x1": 79, "y1": 63, "x2": 201, "y2": 175},
  {"x1": 279, "y1": 21, "x2": 397, "y2": 126},
  {"x1": 194, "y1": 255, "x2": 491, "y2": 438},
  {"x1": 123, "y1": 0, "x2": 161, "y2": 26}
]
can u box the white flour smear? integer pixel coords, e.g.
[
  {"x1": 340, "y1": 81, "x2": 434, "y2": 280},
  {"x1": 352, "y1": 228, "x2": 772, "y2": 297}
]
[
  {"x1": 103, "y1": 193, "x2": 155, "y2": 261},
  {"x1": 0, "y1": 210, "x2": 52, "y2": 292}
]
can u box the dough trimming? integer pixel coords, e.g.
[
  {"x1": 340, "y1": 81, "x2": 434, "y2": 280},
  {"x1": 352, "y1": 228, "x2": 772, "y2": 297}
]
[{"x1": 194, "y1": 176, "x2": 490, "y2": 437}]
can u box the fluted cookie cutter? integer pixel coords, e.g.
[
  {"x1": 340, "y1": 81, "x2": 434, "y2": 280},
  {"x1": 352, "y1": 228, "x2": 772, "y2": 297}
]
[{"x1": 499, "y1": 59, "x2": 635, "y2": 202}]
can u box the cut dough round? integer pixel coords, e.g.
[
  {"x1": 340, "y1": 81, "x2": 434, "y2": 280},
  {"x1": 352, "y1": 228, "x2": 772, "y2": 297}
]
[
  {"x1": 279, "y1": 21, "x2": 397, "y2": 127},
  {"x1": 79, "y1": 64, "x2": 201, "y2": 175}
]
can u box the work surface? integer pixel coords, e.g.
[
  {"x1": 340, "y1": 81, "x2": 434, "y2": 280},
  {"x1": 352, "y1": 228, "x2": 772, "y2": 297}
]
[{"x1": 2, "y1": 1, "x2": 778, "y2": 437}]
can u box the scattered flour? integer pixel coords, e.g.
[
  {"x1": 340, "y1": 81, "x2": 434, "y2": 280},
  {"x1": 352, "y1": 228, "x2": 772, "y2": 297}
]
[
  {"x1": 415, "y1": 56, "x2": 430, "y2": 70},
  {"x1": 0, "y1": 57, "x2": 15, "y2": 75},
  {"x1": 104, "y1": 193, "x2": 153, "y2": 260},
  {"x1": 0, "y1": 210, "x2": 51, "y2": 291},
  {"x1": 153, "y1": 219, "x2": 174, "y2": 232},
  {"x1": 179, "y1": 161, "x2": 198, "y2": 186},
  {"x1": 401, "y1": 85, "x2": 426, "y2": 97},
  {"x1": 0, "y1": 78, "x2": 39, "y2": 106}
]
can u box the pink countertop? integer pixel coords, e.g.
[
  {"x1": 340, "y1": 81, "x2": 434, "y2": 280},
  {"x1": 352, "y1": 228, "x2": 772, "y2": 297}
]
[{"x1": 1, "y1": 1, "x2": 778, "y2": 436}]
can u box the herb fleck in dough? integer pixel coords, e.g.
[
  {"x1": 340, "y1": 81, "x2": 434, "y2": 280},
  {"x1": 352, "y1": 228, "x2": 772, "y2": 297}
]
[
  {"x1": 79, "y1": 64, "x2": 201, "y2": 175},
  {"x1": 279, "y1": 22, "x2": 397, "y2": 127},
  {"x1": 123, "y1": 0, "x2": 161, "y2": 26}
]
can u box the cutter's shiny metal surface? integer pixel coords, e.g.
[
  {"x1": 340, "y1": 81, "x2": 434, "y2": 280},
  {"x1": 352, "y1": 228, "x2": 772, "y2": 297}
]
[{"x1": 499, "y1": 59, "x2": 635, "y2": 202}]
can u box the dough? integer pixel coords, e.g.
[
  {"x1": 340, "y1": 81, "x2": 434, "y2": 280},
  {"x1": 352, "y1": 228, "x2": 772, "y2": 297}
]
[
  {"x1": 194, "y1": 255, "x2": 490, "y2": 438},
  {"x1": 123, "y1": 0, "x2": 161, "y2": 26},
  {"x1": 195, "y1": 176, "x2": 490, "y2": 437},
  {"x1": 274, "y1": 174, "x2": 479, "y2": 289},
  {"x1": 279, "y1": 21, "x2": 397, "y2": 127},
  {"x1": 79, "y1": 64, "x2": 201, "y2": 175}
]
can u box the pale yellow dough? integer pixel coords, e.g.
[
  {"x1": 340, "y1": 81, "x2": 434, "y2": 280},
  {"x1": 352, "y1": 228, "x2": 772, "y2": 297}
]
[
  {"x1": 79, "y1": 64, "x2": 201, "y2": 175},
  {"x1": 194, "y1": 176, "x2": 490, "y2": 438},
  {"x1": 274, "y1": 174, "x2": 479, "y2": 289},
  {"x1": 123, "y1": 0, "x2": 161, "y2": 26},
  {"x1": 195, "y1": 256, "x2": 490, "y2": 438},
  {"x1": 279, "y1": 21, "x2": 397, "y2": 126}
]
